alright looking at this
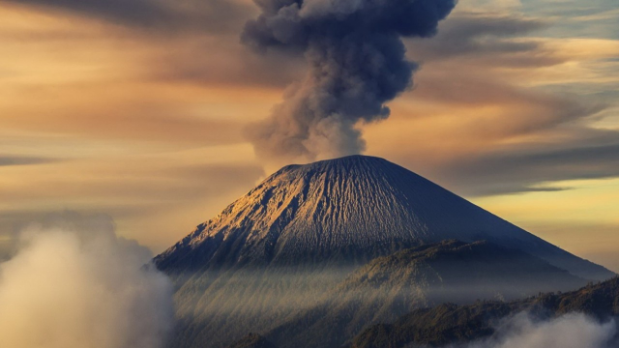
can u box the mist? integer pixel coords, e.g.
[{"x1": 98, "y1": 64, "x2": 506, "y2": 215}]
[
  {"x1": 0, "y1": 212, "x2": 174, "y2": 348},
  {"x1": 453, "y1": 313, "x2": 617, "y2": 348}
]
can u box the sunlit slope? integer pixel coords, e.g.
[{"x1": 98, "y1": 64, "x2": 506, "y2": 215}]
[{"x1": 156, "y1": 155, "x2": 611, "y2": 279}]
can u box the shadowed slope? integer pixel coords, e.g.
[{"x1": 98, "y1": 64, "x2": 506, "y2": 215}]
[
  {"x1": 226, "y1": 333, "x2": 277, "y2": 348},
  {"x1": 346, "y1": 277, "x2": 619, "y2": 348},
  {"x1": 265, "y1": 240, "x2": 586, "y2": 348}
]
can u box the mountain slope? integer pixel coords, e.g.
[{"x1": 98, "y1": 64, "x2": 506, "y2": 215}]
[
  {"x1": 154, "y1": 155, "x2": 614, "y2": 348},
  {"x1": 156, "y1": 155, "x2": 611, "y2": 279},
  {"x1": 226, "y1": 334, "x2": 277, "y2": 348},
  {"x1": 346, "y1": 277, "x2": 619, "y2": 348},
  {"x1": 265, "y1": 240, "x2": 586, "y2": 348}
]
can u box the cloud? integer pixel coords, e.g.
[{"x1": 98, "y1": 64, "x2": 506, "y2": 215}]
[
  {"x1": 459, "y1": 313, "x2": 616, "y2": 348},
  {"x1": 0, "y1": 212, "x2": 175, "y2": 348},
  {"x1": 0, "y1": 84, "x2": 253, "y2": 146},
  {"x1": 4, "y1": 0, "x2": 254, "y2": 35},
  {"x1": 139, "y1": 31, "x2": 305, "y2": 90},
  {"x1": 364, "y1": 12, "x2": 619, "y2": 197},
  {"x1": 0, "y1": 160, "x2": 264, "y2": 207},
  {"x1": 407, "y1": 14, "x2": 553, "y2": 65},
  {"x1": 0, "y1": 157, "x2": 265, "y2": 253},
  {"x1": 445, "y1": 136, "x2": 619, "y2": 196},
  {"x1": 0, "y1": 155, "x2": 54, "y2": 166}
]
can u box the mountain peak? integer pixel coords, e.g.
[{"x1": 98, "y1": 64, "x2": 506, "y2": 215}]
[
  {"x1": 275, "y1": 155, "x2": 391, "y2": 171},
  {"x1": 269, "y1": 155, "x2": 417, "y2": 186}
]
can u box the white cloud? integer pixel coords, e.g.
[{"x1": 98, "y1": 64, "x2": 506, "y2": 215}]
[
  {"x1": 0, "y1": 213, "x2": 174, "y2": 348},
  {"x1": 466, "y1": 312, "x2": 616, "y2": 348}
]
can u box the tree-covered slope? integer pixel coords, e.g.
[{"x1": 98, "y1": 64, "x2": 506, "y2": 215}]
[{"x1": 346, "y1": 277, "x2": 619, "y2": 348}]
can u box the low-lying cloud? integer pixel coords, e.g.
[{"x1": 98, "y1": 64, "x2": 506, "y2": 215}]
[
  {"x1": 457, "y1": 313, "x2": 616, "y2": 348},
  {"x1": 0, "y1": 212, "x2": 174, "y2": 348}
]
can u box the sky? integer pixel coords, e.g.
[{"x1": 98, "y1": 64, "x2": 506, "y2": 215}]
[{"x1": 0, "y1": 0, "x2": 618, "y2": 270}]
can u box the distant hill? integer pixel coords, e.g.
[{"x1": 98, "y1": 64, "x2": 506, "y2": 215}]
[
  {"x1": 265, "y1": 240, "x2": 586, "y2": 348},
  {"x1": 226, "y1": 334, "x2": 277, "y2": 348},
  {"x1": 346, "y1": 277, "x2": 619, "y2": 348},
  {"x1": 154, "y1": 156, "x2": 614, "y2": 348}
]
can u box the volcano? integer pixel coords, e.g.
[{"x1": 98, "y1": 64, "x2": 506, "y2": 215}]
[{"x1": 155, "y1": 155, "x2": 613, "y2": 348}]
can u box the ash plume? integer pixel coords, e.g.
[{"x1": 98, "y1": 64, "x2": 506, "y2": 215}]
[{"x1": 242, "y1": 0, "x2": 457, "y2": 164}]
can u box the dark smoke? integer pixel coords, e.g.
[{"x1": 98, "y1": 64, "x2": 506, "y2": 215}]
[{"x1": 243, "y1": 0, "x2": 457, "y2": 163}]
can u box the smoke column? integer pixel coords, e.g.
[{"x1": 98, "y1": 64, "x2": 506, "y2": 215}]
[
  {"x1": 243, "y1": 0, "x2": 457, "y2": 164},
  {"x1": 0, "y1": 213, "x2": 174, "y2": 348}
]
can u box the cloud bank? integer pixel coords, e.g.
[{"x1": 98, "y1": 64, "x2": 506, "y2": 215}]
[
  {"x1": 4, "y1": 0, "x2": 253, "y2": 34},
  {"x1": 242, "y1": 0, "x2": 456, "y2": 164},
  {"x1": 0, "y1": 212, "x2": 174, "y2": 348}
]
